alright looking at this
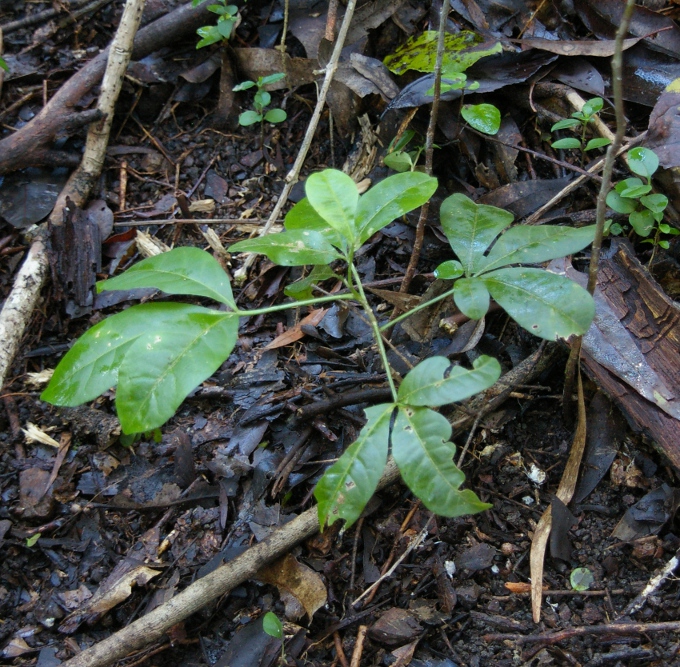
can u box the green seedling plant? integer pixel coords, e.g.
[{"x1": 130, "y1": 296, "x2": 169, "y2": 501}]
[
  {"x1": 551, "y1": 97, "x2": 611, "y2": 166},
  {"x1": 263, "y1": 612, "x2": 285, "y2": 665},
  {"x1": 233, "y1": 73, "x2": 287, "y2": 127},
  {"x1": 41, "y1": 169, "x2": 596, "y2": 530},
  {"x1": 606, "y1": 147, "x2": 678, "y2": 252},
  {"x1": 383, "y1": 130, "x2": 424, "y2": 172},
  {"x1": 192, "y1": 0, "x2": 240, "y2": 48},
  {"x1": 0, "y1": 57, "x2": 8, "y2": 72}
]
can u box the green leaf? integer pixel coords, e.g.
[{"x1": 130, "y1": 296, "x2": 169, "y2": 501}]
[
  {"x1": 392, "y1": 406, "x2": 491, "y2": 517},
  {"x1": 551, "y1": 118, "x2": 581, "y2": 131},
  {"x1": 306, "y1": 170, "x2": 359, "y2": 246},
  {"x1": 284, "y1": 198, "x2": 344, "y2": 248},
  {"x1": 383, "y1": 30, "x2": 501, "y2": 76},
  {"x1": 439, "y1": 193, "x2": 513, "y2": 275},
  {"x1": 461, "y1": 103, "x2": 501, "y2": 135},
  {"x1": 260, "y1": 72, "x2": 286, "y2": 86},
  {"x1": 239, "y1": 110, "x2": 263, "y2": 126},
  {"x1": 640, "y1": 193, "x2": 668, "y2": 213},
  {"x1": 229, "y1": 229, "x2": 340, "y2": 266},
  {"x1": 585, "y1": 137, "x2": 611, "y2": 151},
  {"x1": 570, "y1": 567, "x2": 595, "y2": 591},
  {"x1": 482, "y1": 267, "x2": 595, "y2": 340},
  {"x1": 116, "y1": 307, "x2": 238, "y2": 433},
  {"x1": 581, "y1": 97, "x2": 603, "y2": 116},
  {"x1": 0, "y1": 56, "x2": 8, "y2": 73},
  {"x1": 383, "y1": 151, "x2": 415, "y2": 173},
  {"x1": 355, "y1": 172, "x2": 437, "y2": 245},
  {"x1": 479, "y1": 224, "x2": 596, "y2": 273},
  {"x1": 629, "y1": 209, "x2": 655, "y2": 237},
  {"x1": 397, "y1": 355, "x2": 501, "y2": 407},
  {"x1": 263, "y1": 612, "x2": 283, "y2": 639},
  {"x1": 26, "y1": 533, "x2": 41, "y2": 547},
  {"x1": 284, "y1": 265, "x2": 337, "y2": 300},
  {"x1": 233, "y1": 80, "x2": 256, "y2": 91},
  {"x1": 453, "y1": 277, "x2": 490, "y2": 320},
  {"x1": 314, "y1": 404, "x2": 394, "y2": 529},
  {"x1": 606, "y1": 189, "x2": 637, "y2": 214},
  {"x1": 434, "y1": 259, "x2": 463, "y2": 280},
  {"x1": 98, "y1": 247, "x2": 236, "y2": 309},
  {"x1": 264, "y1": 108, "x2": 287, "y2": 123},
  {"x1": 551, "y1": 137, "x2": 582, "y2": 150},
  {"x1": 628, "y1": 147, "x2": 659, "y2": 179},
  {"x1": 196, "y1": 25, "x2": 222, "y2": 48},
  {"x1": 216, "y1": 16, "x2": 235, "y2": 39},
  {"x1": 255, "y1": 90, "x2": 271, "y2": 108},
  {"x1": 41, "y1": 303, "x2": 188, "y2": 407},
  {"x1": 619, "y1": 181, "x2": 652, "y2": 198}
]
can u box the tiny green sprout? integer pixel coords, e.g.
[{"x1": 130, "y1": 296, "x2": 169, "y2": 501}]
[
  {"x1": 26, "y1": 533, "x2": 41, "y2": 548},
  {"x1": 0, "y1": 56, "x2": 8, "y2": 73},
  {"x1": 570, "y1": 567, "x2": 594, "y2": 591},
  {"x1": 233, "y1": 73, "x2": 287, "y2": 127},
  {"x1": 551, "y1": 97, "x2": 611, "y2": 164},
  {"x1": 461, "y1": 103, "x2": 501, "y2": 136},
  {"x1": 383, "y1": 130, "x2": 423, "y2": 172},
  {"x1": 263, "y1": 612, "x2": 285, "y2": 664},
  {"x1": 606, "y1": 147, "x2": 678, "y2": 257},
  {"x1": 192, "y1": 0, "x2": 240, "y2": 49}
]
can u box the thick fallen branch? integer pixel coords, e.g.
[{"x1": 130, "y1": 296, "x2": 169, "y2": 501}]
[
  {"x1": 61, "y1": 461, "x2": 401, "y2": 667},
  {"x1": 0, "y1": 1, "x2": 211, "y2": 174}
]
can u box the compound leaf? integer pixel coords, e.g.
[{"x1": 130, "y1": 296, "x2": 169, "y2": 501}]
[
  {"x1": 440, "y1": 193, "x2": 513, "y2": 275},
  {"x1": 482, "y1": 267, "x2": 595, "y2": 340},
  {"x1": 229, "y1": 229, "x2": 340, "y2": 266},
  {"x1": 479, "y1": 224, "x2": 596, "y2": 273},
  {"x1": 306, "y1": 170, "x2": 359, "y2": 246},
  {"x1": 98, "y1": 247, "x2": 236, "y2": 309},
  {"x1": 392, "y1": 406, "x2": 491, "y2": 517},
  {"x1": 41, "y1": 303, "x2": 186, "y2": 407},
  {"x1": 397, "y1": 355, "x2": 501, "y2": 407},
  {"x1": 314, "y1": 404, "x2": 394, "y2": 529},
  {"x1": 116, "y1": 306, "x2": 238, "y2": 433},
  {"x1": 453, "y1": 277, "x2": 490, "y2": 320},
  {"x1": 355, "y1": 172, "x2": 437, "y2": 245}
]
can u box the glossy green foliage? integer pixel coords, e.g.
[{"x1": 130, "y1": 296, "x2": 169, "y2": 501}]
[
  {"x1": 606, "y1": 147, "x2": 677, "y2": 245},
  {"x1": 230, "y1": 169, "x2": 437, "y2": 264},
  {"x1": 461, "y1": 103, "x2": 501, "y2": 136},
  {"x1": 233, "y1": 73, "x2": 287, "y2": 127},
  {"x1": 437, "y1": 194, "x2": 596, "y2": 340},
  {"x1": 97, "y1": 247, "x2": 236, "y2": 308},
  {"x1": 392, "y1": 406, "x2": 491, "y2": 517},
  {"x1": 550, "y1": 97, "x2": 611, "y2": 154},
  {"x1": 42, "y1": 303, "x2": 238, "y2": 434},
  {"x1": 314, "y1": 404, "x2": 393, "y2": 528},
  {"x1": 193, "y1": 0, "x2": 239, "y2": 48},
  {"x1": 284, "y1": 265, "x2": 337, "y2": 300},
  {"x1": 383, "y1": 30, "x2": 501, "y2": 78},
  {"x1": 262, "y1": 612, "x2": 283, "y2": 639}
]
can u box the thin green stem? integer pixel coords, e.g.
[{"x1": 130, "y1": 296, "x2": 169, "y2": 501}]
[
  {"x1": 379, "y1": 286, "x2": 457, "y2": 332},
  {"x1": 234, "y1": 292, "x2": 354, "y2": 318},
  {"x1": 350, "y1": 264, "x2": 399, "y2": 402}
]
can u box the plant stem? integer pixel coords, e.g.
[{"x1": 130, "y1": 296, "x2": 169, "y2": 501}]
[
  {"x1": 235, "y1": 292, "x2": 354, "y2": 318},
  {"x1": 379, "y1": 286, "x2": 456, "y2": 332},
  {"x1": 350, "y1": 265, "x2": 398, "y2": 402}
]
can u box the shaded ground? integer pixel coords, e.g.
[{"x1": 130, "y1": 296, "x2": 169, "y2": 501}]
[{"x1": 1, "y1": 1, "x2": 680, "y2": 666}]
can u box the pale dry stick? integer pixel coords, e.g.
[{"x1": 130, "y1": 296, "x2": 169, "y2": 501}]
[
  {"x1": 349, "y1": 626, "x2": 368, "y2": 667},
  {"x1": 618, "y1": 548, "x2": 680, "y2": 618},
  {"x1": 60, "y1": 460, "x2": 401, "y2": 667},
  {"x1": 233, "y1": 0, "x2": 358, "y2": 282},
  {"x1": 0, "y1": 28, "x2": 5, "y2": 98},
  {"x1": 524, "y1": 137, "x2": 645, "y2": 225}
]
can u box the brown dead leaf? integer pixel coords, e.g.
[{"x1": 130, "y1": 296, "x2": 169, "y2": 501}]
[
  {"x1": 530, "y1": 371, "x2": 587, "y2": 622},
  {"x1": 257, "y1": 553, "x2": 327, "y2": 620},
  {"x1": 265, "y1": 308, "x2": 327, "y2": 349},
  {"x1": 514, "y1": 37, "x2": 641, "y2": 57}
]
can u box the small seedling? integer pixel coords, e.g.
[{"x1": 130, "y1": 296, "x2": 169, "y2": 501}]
[
  {"x1": 0, "y1": 57, "x2": 8, "y2": 72},
  {"x1": 383, "y1": 130, "x2": 424, "y2": 172},
  {"x1": 570, "y1": 567, "x2": 594, "y2": 591},
  {"x1": 233, "y1": 73, "x2": 287, "y2": 127},
  {"x1": 551, "y1": 97, "x2": 611, "y2": 165},
  {"x1": 41, "y1": 169, "x2": 597, "y2": 530},
  {"x1": 263, "y1": 612, "x2": 285, "y2": 664},
  {"x1": 192, "y1": 0, "x2": 240, "y2": 49},
  {"x1": 606, "y1": 147, "x2": 678, "y2": 253},
  {"x1": 26, "y1": 533, "x2": 41, "y2": 548}
]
